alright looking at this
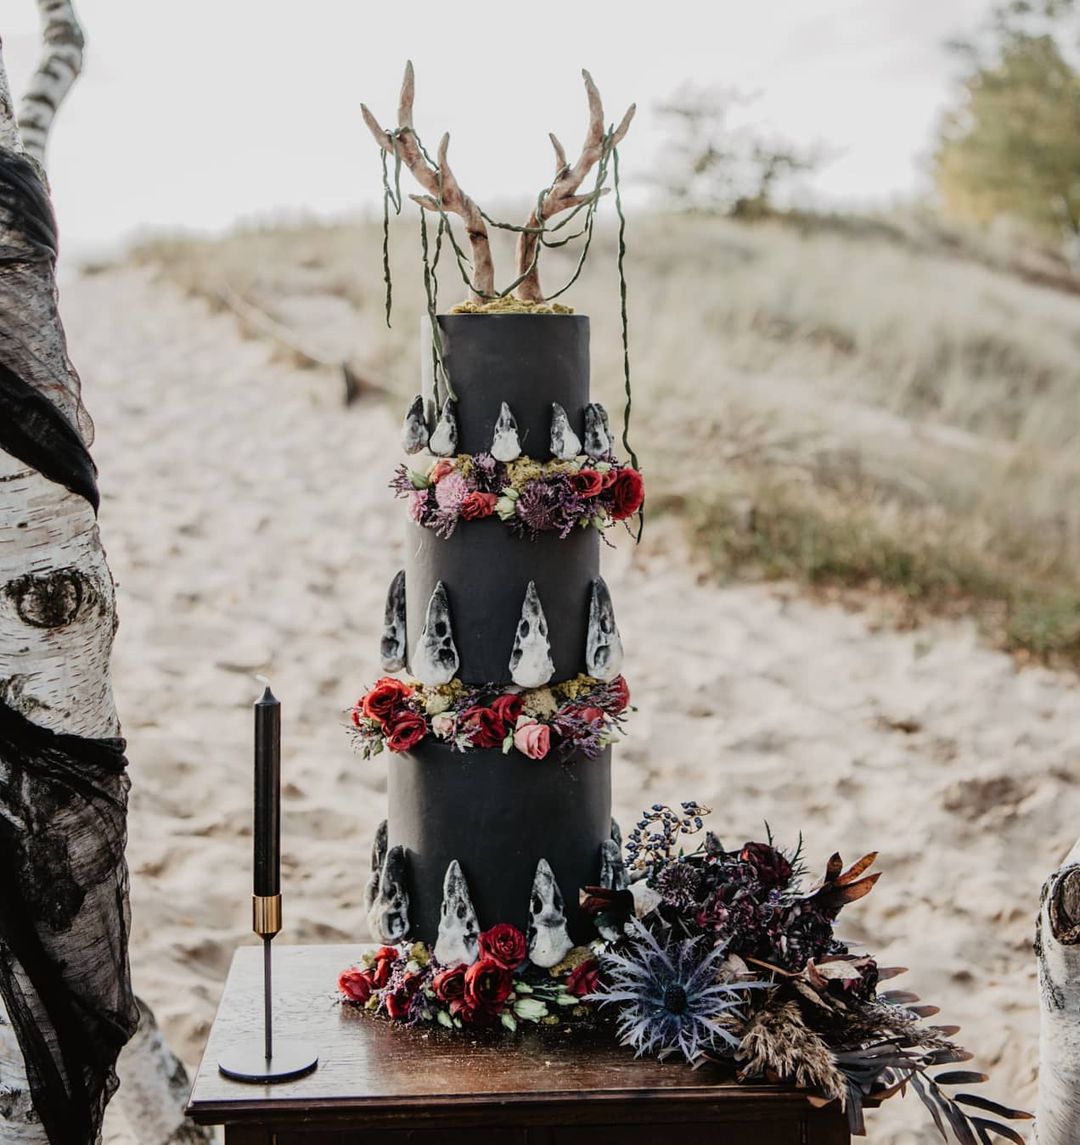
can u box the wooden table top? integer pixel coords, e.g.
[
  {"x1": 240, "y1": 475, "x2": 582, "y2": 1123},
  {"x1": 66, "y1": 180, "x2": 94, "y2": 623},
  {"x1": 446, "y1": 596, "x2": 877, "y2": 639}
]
[{"x1": 187, "y1": 944, "x2": 839, "y2": 1129}]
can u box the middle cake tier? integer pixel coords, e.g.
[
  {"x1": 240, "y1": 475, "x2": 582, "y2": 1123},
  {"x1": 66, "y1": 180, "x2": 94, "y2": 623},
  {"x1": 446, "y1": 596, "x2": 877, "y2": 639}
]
[
  {"x1": 388, "y1": 740, "x2": 612, "y2": 945},
  {"x1": 405, "y1": 519, "x2": 599, "y2": 686}
]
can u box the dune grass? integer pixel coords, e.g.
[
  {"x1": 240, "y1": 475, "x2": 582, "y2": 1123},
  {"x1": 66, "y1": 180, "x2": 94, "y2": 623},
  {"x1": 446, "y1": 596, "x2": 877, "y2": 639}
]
[{"x1": 128, "y1": 209, "x2": 1080, "y2": 666}]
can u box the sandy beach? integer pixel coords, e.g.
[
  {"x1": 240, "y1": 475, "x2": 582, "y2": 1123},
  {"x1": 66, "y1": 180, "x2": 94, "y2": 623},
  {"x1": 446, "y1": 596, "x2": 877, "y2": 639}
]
[{"x1": 66, "y1": 266, "x2": 1076, "y2": 1143}]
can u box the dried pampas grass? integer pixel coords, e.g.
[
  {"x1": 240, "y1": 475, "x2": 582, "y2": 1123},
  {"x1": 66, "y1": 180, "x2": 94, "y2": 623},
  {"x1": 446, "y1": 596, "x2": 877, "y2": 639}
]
[{"x1": 738, "y1": 1000, "x2": 847, "y2": 1106}]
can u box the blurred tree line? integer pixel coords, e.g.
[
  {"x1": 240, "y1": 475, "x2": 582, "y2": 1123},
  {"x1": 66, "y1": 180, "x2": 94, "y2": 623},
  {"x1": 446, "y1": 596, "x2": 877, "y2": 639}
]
[
  {"x1": 651, "y1": 85, "x2": 826, "y2": 217},
  {"x1": 935, "y1": 0, "x2": 1080, "y2": 258}
]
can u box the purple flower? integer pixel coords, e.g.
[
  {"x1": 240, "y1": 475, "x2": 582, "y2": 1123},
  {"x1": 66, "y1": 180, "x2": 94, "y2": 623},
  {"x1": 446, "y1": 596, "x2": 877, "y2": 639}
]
[
  {"x1": 513, "y1": 482, "x2": 560, "y2": 534},
  {"x1": 469, "y1": 452, "x2": 502, "y2": 493}
]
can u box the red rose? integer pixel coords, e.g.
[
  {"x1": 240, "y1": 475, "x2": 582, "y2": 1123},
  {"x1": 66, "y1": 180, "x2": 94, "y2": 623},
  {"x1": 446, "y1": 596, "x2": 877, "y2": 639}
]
[
  {"x1": 601, "y1": 467, "x2": 620, "y2": 489},
  {"x1": 607, "y1": 676, "x2": 630, "y2": 713},
  {"x1": 385, "y1": 711, "x2": 427, "y2": 752},
  {"x1": 460, "y1": 491, "x2": 498, "y2": 520},
  {"x1": 490, "y1": 693, "x2": 524, "y2": 725},
  {"x1": 570, "y1": 469, "x2": 605, "y2": 497},
  {"x1": 385, "y1": 971, "x2": 423, "y2": 1020},
  {"x1": 430, "y1": 459, "x2": 455, "y2": 483},
  {"x1": 478, "y1": 923, "x2": 527, "y2": 970},
  {"x1": 566, "y1": 958, "x2": 600, "y2": 998},
  {"x1": 362, "y1": 677, "x2": 415, "y2": 726},
  {"x1": 464, "y1": 958, "x2": 514, "y2": 1009},
  {"x1": 460, "y1": 705, "x2": 507, "y2": 749},
  {"x1": 338, "y1": 966, "x2": 375, "y2": 1004},
  {"x1": 369, "y1": 946, "x2": 399, "y2": 988},
  {"x1": 739, "y1": 841, "x2": 793, "y2": 887},
  {"x1": 451, "y1": 994, "x2": 500, "y2": 1027},
  {"x1": 575, "y1": 706, "x2": 606, "y2": 726},
  {"x1": 609, "y1": 467, "x2": 644, "y2": 520},
  {"x1": 432, "y1": 964, "x2": 468, "y2": 1004}
]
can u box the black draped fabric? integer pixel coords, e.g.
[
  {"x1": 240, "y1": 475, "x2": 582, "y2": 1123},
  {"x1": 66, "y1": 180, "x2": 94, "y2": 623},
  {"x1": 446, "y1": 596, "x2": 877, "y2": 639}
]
[
  {"x1": 0, "y1": 150, "x2": 100, "y2": 511},
  {"x1": 0, "y1": 700, "x2": 139, "y2": 1143}
]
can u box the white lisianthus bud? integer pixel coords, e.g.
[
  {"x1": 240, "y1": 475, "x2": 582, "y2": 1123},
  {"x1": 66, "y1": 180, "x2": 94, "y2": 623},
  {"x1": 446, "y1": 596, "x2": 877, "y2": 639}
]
[
  {"x1": 431, "y1": 712, "x2": 456, "y2": 739},
  {"x1": 512, "y1": 996, "x2": 548, "y2": 1022}
]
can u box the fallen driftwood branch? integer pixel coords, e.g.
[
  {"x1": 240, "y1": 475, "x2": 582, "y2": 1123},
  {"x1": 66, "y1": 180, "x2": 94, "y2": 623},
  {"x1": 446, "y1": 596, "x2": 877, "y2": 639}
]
[{"x1": 214, "y1": 283, "x2": 388, "y2": 406}]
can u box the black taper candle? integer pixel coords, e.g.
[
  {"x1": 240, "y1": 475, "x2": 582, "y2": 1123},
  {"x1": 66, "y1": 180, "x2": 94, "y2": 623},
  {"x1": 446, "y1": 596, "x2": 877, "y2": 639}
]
[{"x1": 253, "y1": 685, "x2": 281, "y2": 897}]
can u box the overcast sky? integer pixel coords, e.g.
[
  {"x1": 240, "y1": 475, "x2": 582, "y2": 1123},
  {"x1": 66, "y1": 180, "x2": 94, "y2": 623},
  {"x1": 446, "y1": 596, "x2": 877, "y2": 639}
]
[{"x1": 2, "y1": 0, "x2": 990, "y2": 258}]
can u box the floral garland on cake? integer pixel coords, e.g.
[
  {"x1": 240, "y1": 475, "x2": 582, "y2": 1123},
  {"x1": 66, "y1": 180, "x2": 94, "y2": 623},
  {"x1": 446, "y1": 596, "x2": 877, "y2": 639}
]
[
  {"x1": 339, "y1": 803, "x2": 1030, "y2": 1141},
  {"x1": 391, "y1": 453, "x2": 645, "y2": 540},
  {"x1": 339, "y1": 924, "x2": 599, "y2": 1031},
  {"x1": 348, "y1": 674, "x2": 631, "y2": 761}
]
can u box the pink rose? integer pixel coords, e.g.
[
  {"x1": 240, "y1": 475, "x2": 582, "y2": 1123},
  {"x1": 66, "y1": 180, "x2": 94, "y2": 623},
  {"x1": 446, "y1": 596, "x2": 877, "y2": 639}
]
[
  {"x1": 514, "y1": 720, "x2": 551, "y2": 760},
  {"x1": 430, "y1": 459, "x2": 455, "y2": 483}
]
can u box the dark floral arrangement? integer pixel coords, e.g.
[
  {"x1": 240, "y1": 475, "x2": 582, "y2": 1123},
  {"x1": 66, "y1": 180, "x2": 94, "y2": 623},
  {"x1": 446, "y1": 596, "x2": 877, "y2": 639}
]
[
  {"x1": 339, "y1": 924, "x2": 599, "y2": 1031},
  {"x1": 348, "y1": 673, "x2": 631, "y2": 761},
  {"x1": 391, "y1": 453, "x2": 645, "y2": 540},
  {"x1": 340, "y1": 802, "x2": 1031, "y2": 1142}
]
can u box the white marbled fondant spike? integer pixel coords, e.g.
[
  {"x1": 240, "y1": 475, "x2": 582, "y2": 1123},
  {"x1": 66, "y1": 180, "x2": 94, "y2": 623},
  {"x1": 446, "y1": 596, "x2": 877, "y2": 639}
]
[
  {"x1": 412, "y1": 581, "x2": 459, "y2": 686},
  {"x1": 429, "y1": 400, "x2": 459, "y2": 457},
  {"x1": 585, "y1": 577, "x2": 623, "y2": 682},
  {"x1": 550, "y1": 402, "x2": 582, "y2": 460},
  {"x1": 527, "y1": 859, "x2": 573, "y2": 968},
  {"x1": 583, "y1": 402, "x2": 612, "y2": 459},
  {"x1": 401, "y1": 394, "x2": 430, "y2": 454},
  {"x1": 508, "y1": 581, "x2": 555, "y2": 688},
  {"x1": 490, "y1": 401, "x2": 522, "y2": 462},
  {"x1": 380, "y1": 570, "x2": 407, "y2": 672},
  {"x1": 368, "y1": 844, "x2": 410, "y2": 944},
  {"x1": 434, "y1": 860, "x2": 480, "y2": 966}
]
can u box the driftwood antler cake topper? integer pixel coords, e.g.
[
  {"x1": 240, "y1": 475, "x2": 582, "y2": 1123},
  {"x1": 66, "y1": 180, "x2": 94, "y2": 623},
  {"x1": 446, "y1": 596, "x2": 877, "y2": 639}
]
[
  {"x1": 361, "y1": 61, "x2": 634, "y2": 303},
  {"x1": 362, "y1": 62, "x2": 495, "y2": 298}
]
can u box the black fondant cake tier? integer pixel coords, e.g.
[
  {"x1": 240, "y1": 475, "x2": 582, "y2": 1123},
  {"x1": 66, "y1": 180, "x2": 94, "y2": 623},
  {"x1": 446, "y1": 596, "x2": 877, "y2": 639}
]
[
  {"x1": 405, "y1": 518, "x2": 598, "y2": 685},
  {"x1": 423, "y1": 314, "x2": 590, "y2": 457},
  {"x1": 389, "y1": 741, "x2": 611, "y2": 943}
]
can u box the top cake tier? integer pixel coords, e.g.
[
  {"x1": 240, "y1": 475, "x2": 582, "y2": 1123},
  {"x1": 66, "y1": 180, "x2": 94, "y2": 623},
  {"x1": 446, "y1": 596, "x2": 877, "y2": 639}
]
[{"x1": 422, "y1": 314, "x2": 590, "y2": 456}]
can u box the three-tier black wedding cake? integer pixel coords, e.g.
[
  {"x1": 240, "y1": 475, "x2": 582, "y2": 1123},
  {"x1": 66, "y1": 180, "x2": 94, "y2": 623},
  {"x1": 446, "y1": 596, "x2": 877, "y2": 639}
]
[{"x1": 353, "y1": 312, "x2": 638, "y2": 970}]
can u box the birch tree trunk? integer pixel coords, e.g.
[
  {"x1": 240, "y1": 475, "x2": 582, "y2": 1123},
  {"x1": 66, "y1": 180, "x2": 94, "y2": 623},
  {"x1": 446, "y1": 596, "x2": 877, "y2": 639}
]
[
  {"x1": 0, "y1": 7, "x2": 209, "y2": 1143},
  {"x1": 1036, "y1": 838, "x2": 1080, "y2": 1145}
]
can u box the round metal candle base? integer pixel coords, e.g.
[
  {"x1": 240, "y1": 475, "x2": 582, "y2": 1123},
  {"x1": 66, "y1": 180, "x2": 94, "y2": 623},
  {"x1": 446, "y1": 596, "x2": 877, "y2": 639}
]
[{"x1": 218, "y1": 1041, "x2": 318, "y2": 1084}]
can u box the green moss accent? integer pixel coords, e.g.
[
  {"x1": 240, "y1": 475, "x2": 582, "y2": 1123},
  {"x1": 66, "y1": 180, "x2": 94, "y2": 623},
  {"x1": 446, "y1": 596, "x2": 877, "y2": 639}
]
[{"x1": 449, "y1": 297, "x2": 575, "y2": 315}]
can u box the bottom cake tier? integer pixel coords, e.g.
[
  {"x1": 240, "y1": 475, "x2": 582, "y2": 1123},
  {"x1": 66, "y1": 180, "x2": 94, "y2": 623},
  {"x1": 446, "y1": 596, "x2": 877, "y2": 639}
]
[{"x1": 375, "y1": 741, "x2": 612, "y2": 950}]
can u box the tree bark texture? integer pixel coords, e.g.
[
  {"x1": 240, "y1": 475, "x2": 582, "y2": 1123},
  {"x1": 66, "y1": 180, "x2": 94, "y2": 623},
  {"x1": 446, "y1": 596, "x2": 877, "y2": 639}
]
[
  {"x1": 16, "y1": 0, "x2": 85, "y2": 170},
  {"x1": 0, "y1": 21, "x2": 139, "y2": 1143},
  {"x1": 1036, "y1": 838, "x2": 1080, "y2": 1145}
]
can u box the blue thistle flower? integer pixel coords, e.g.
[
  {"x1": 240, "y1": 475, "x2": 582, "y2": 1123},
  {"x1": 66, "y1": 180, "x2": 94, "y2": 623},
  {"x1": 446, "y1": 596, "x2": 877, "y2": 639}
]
[{"x1": 590, "y1": 921, "x2": 766, "y2": 1063}]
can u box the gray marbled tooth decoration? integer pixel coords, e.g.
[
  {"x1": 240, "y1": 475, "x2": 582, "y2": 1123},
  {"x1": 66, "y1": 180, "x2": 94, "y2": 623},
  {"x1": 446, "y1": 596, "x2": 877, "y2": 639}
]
[
  {"x1": 380, "y1": 570, "x2": 407, "y2": 671},
  {"x1": 549, "y1": 402, "x2": 582, "y2": 459},
  {"x1": 526, "y1": 859, "x2": 573, "y2": 968},
  {"x1": 401, "y1": 394, "x2": 430, "y2": 454},
  {"x1": 363, "y1": 819, "x2": 388, "y2": 916},
  {"x1": 433, "y1": 860, "x2": 480, "y2": 967},
  {"x1": 367, "y1": 844, "x2": 410, "y2": 943},
  {"x1": 583, "y1": 402, "x2": 612, "y2": 458},
  {"x1": 412, "y1": 581, "x2": 460, "y2": 685},
  {"x1": 490, "y1": 401, "x2": 522, "y2": 462},
  {"x1": 429, "y1": 399, "x2": 459, "y2": 456},
  {"x1": 585, "y1": 577, "x2": 623, "y2": 681},
  {"x1": 508, "y1": 580, "x2": 555, "y2": 688}
]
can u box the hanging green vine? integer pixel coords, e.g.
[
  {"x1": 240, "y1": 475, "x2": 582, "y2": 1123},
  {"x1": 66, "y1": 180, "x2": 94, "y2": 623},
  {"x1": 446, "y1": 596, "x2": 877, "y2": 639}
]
[{"x1": 379, "y1": 147, "x2": 403, "y2": 328}]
